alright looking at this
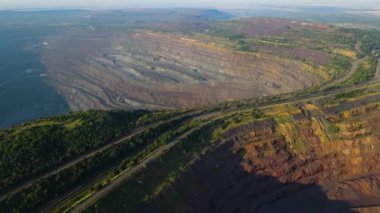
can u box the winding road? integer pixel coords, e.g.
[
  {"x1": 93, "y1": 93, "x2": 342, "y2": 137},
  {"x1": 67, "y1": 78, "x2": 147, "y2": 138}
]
[
  {"x1": 320, "y1": 42, "x2": 367, "y2": 90},
  {"x1": 320, "y1": 56, "x2": 368, "y2": 90}
]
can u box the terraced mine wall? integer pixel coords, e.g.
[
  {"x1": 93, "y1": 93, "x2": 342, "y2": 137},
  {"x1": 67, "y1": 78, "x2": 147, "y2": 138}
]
[
  {"x1": 167, "y1": 104, "x2": 380, "y2": 212},
  {"x1": 4, "y1": 11, "x2": 380, "y2": 213},
  {"x1": 42, "y1": 29, "x2": 322, "y2": 111}
]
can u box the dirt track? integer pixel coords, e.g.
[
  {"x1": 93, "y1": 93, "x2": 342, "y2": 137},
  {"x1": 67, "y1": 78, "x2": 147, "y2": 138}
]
[
  {"x1": 375, "y1": 58, "x2": 380, "y2": 79},
  {"x1": 321, "y1": 56, "x2": 368, "y2": 89}
]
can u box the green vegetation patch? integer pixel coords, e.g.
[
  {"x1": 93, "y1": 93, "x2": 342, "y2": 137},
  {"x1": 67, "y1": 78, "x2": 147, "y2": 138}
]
[
  {"x1": 340, "y1": 57, "x2": 377, "y2": 86},
  {"x1": 57, "y1": 118, "x2": 203, "y2": 212},
  {"x1": 0, "y1": 110, "x2": 195, "y2": 212},
  {"x1": 0, "y1": 110, "x2": 150, "y2": 193},
  {"x1": 326, "y1": 54, "x2": 352, "y2": 80},
  {"x1": 135, "y1": 110, "x2": 184, "y2": 127},
  {"x1": 324, "y1": 88, "x2": 368, "y2": 105},
  {"x1": 86, "y1": 119, "x2": 225, "y2": 212},
  {"x1": 345, "y1": 28, "x2": 380, "y2": 56}
]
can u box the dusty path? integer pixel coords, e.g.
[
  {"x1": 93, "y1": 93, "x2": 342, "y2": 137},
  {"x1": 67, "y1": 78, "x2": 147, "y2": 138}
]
[
  {"x1": 355, "y1": 41, "x2": 364, "y2": 56},
  {"x1": 0, "y1": 109, "x2": 202, "y2": 201},
  {"x1": 375, "y1": 58, "x2": 380, "y2": 79},
  {"x1": 320, "y1": 41, "x2": 367, "y2": 90},
  {"x1": 320, "y1": 56, "x2": 368, "y2": 90}
]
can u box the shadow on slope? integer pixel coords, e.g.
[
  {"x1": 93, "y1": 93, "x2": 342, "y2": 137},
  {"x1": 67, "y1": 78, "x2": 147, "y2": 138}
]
[{"x1": 144, "y1": 141, "x2": 354, "y2": 213}]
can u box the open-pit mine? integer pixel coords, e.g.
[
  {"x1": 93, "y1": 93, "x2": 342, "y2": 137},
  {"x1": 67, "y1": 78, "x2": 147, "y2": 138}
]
[
  {"x1": 2, "y1": 8, "x2": 380, "y2": 213},
  {"x1": 41, "y1": 18, "x2": 342, "y2": 111}
]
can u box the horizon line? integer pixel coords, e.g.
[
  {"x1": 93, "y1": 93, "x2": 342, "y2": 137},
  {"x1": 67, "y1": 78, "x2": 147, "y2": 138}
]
[{"x1": 0, "y1": 4, "x2": 374, "y2": 12}]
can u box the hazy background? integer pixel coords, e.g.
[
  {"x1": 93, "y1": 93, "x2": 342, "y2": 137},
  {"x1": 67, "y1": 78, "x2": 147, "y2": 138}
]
[{"x1": 0, "y1": 0, "x2": 379, "y2": 10}]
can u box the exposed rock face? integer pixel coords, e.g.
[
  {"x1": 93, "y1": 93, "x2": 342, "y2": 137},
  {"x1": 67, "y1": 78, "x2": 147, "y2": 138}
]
[
  {"x1": 146, "y1": 101, "x2": 380, "y2": 212},
  {"x1": 42, "y1": 30, "x2": 322, "y2": 111}
]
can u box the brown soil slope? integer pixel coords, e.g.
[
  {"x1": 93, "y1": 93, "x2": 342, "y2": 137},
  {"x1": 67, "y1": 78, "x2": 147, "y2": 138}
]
[{"x1": 143, "y1": 98, "x2": 380, "y2": 212}]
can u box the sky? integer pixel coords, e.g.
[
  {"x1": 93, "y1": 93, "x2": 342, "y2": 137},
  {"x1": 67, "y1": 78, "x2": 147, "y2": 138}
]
[{"x1": 0, "y1": 0, "x2": 379, "y2": 10}]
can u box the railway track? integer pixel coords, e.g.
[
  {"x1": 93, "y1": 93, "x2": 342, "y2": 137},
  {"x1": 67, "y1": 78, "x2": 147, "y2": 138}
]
[
  {"x1": 0, "y1": 109, "x2": 204, "y2": 201},
  {"x1": 40, "y1": 111, "x2": 229, "y2": 212}
]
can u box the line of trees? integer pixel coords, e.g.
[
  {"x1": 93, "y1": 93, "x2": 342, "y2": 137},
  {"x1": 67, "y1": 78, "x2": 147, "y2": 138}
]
[
  {"x1": 0, "y1": 111, "x2": 193, "y2": 212},
  {"x1": 0, "y1": 110, "x2": 150, "y2": 193}
]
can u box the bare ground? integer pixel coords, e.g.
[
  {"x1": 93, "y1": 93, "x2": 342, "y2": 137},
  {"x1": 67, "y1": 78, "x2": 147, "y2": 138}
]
[
  {"x1": 42, "y1": 30, "x2": 322, "y2": 111},
  {"x1": 375, "y1": 58, "x2": 380, "y2": 79}
]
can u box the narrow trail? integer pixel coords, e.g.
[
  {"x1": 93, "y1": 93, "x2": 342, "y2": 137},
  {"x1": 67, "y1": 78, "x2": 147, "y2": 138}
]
[
  {"x1": 355, "y1": 41, "x2": 364, "y2": 56},
  {"x1": 320, "y1": 41, "x2": 367, "y2": 90},
  {"x1": 0, "y1": 110, "x2": 202, "y2": 201},
  {"x1": 375, "y1": 58, "x2": 380, "y2": 79}
]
